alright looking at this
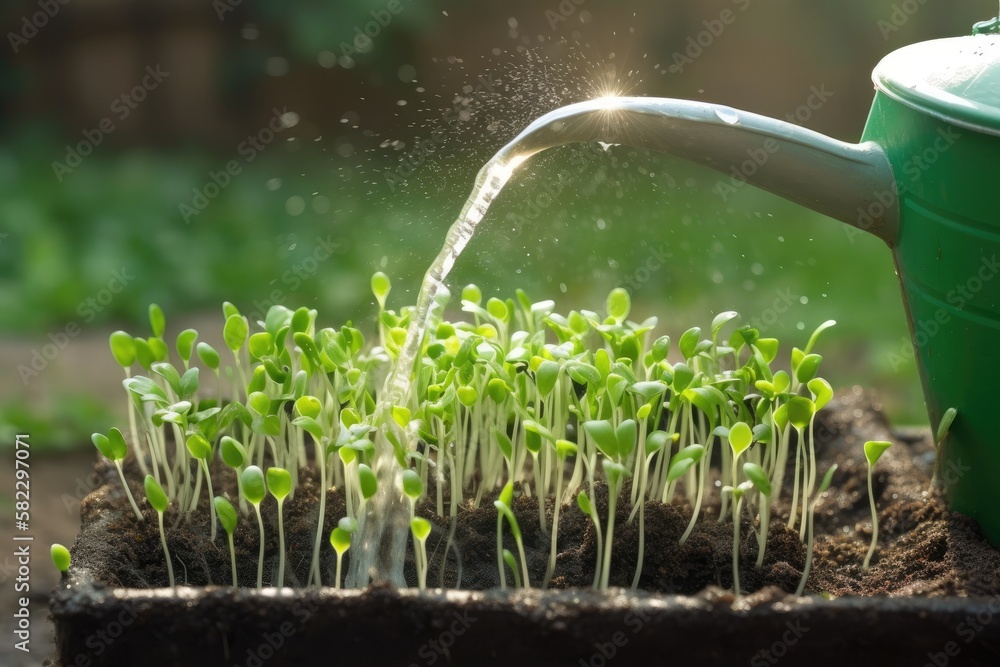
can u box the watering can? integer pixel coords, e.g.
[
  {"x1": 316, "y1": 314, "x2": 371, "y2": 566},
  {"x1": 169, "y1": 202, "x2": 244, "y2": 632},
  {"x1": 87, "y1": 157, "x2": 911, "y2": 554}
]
[{"x1": 496, "y1": 19, "x2": 1000, "y2": 545}]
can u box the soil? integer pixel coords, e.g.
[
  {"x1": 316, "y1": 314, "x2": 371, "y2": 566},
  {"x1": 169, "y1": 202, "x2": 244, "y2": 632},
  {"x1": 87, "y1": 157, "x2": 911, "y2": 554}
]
[{"x1": 67, "y1": 387, "x2": 1000, "y2": 597}]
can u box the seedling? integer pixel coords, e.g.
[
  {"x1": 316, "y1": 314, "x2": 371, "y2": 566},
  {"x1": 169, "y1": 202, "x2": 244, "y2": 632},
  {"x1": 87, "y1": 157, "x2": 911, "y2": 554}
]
[
  {"x1": 330, "y1": 518, "x2": 354, "y2": 590},
  {"x1": 51, "y1": 543, "x2": 71, "y2": 575},
  {"x1": 502, "y1": 549, "x2": 521, "y2": 589},
  {"x1": 266, "y1": 467, "x2": 292, "y2": 587},
  {"x1": 92, "y1": 428, "x2": 143, "y2": 521},
  {"x1": 797, "y1": 464, "x2": 837, "y2": 595},
  {"x1": 86, "y1": 282, "x2": 850, "y2": 595},
  {"x1": 411, "y1": 517, "x2": 432, "y2": 591},
  {"x1": 144, "y1": 475, "x2": 174, "y2": 587},
  {"x1": 930, "y1": 407, "x2": 958, "y2": 490},
  {"x1": 186, "y1": 434, "x2": 216, "y2": 540},
  {"x1": 495, "y1": 482, "x2": 529, "y2": 588},
  {"x1": 241, "y1": 465, "x2": 267, "y2": 588},
  {"x1": 863, "y1": 440, "x2": 893, "y2": 571},
  {"x1": 214, "y1": 496, "x2": 239, "y2": 588}
]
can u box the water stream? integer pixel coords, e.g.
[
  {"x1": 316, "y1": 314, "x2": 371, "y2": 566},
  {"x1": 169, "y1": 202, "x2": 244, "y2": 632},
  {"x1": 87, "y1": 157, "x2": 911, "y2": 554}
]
[{"x1": 348, "y1": 95, "x2": 751, "y2": 586}]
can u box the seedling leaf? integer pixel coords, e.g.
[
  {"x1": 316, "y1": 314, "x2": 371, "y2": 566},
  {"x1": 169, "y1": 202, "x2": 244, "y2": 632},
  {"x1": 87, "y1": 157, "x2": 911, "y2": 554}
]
[
  {"x1": 864, "y1": 440, "x2": 893, "y2": 467},
  {"x1": 51, "y1": 544, "x2": 71, "y2": 573},
  {"x1": 144, "y1": 475, "x2": 168, "y2": 513},
  {"x1": 242, "y1": 466, "x2": 266, "y2": 505},
  {"x1": 743, "y1": 462, "x2": 771, "y2": 496},
  {"x1": 214, "y1": 497, "x2": 237, "y2": 535}
]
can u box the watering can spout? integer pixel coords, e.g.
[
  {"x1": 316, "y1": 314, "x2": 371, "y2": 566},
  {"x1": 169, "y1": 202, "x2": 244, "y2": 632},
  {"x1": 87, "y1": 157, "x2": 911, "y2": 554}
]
[{"x1": 498, "y1": 97, "x2": 900, "y2": 246}]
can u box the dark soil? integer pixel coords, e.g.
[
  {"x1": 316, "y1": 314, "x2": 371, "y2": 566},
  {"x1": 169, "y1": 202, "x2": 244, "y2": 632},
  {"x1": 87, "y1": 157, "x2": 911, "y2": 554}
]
[{"x1": 69, "y1": 388, "x2": 1000, "y2": 598}]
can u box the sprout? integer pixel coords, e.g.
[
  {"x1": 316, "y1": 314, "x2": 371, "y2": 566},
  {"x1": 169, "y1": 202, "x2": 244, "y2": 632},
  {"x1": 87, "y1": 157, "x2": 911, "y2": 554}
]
[
  {"x1": 930, "y1": 407, "x2": 958, "y2": 490},
  {"x1": 185, "y1": 434, "x2": 216, "y2": 540},
  {"x1": 797, "y1": 464, "x2": 837, "y2": 595},
  {"x1": 144, "y1": 475, "x2": 174, "y2": 587},
  {"x1": 411, "y1": 517, "x2": 432, "y2": 591},
  {"x1": 863, "y1": 440, "x2": 893, "y2": 571},
  {"x1": 214, "y1": 496, "x2": 238, "y2": 588},
  {"x1": 241, "y1": 465, "x2": 267, "y2": 588},
  {"x1": 494, "y1": 482, "x2": 529, "y2": 588},
  {"x1": 266, "y1": 467, "x2": 292, "y2": 587},
  {"x1": 502, "y1": 549, "x2": 521, "y2": 589},
  {"x1": 92, "y1": 429, "x2": 143, "y2": 521},
  {"x1": 329, "y1": 523, "x2": 352, "y2": 590},
  {"x1": 50, "y1": 544, "x2": 71, "y2": 574},
  {"x1": 543, "y1": 439, "x2": 577, "y2": 589}
]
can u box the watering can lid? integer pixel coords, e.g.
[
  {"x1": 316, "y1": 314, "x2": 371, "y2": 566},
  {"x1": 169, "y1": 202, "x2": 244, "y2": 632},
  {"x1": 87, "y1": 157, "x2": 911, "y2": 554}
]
[{"x1": 873, "y1": 34, "x2": 1000, "y2": 136}]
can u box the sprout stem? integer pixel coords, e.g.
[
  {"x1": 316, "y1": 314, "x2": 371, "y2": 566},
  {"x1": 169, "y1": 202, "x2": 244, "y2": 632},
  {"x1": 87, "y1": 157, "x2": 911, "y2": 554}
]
[
  {"x1": 863, "y1": 466, "x2": 879, "y2": 571},
  {"x1": 227, "y1": 532, "x2": 238, "y2": 588},
  {"x1": 157, "y1": 510, "x2": 175, "y2": 587},
  {"x1": 276, "y1": 499, "x2": 286, "y2": 587},
  {"x1": 253, "y1": 504, "x2": 265, "y2": 588},
  {"x1": 114, "y1": 461, "x2": 144, "y2": 521}
]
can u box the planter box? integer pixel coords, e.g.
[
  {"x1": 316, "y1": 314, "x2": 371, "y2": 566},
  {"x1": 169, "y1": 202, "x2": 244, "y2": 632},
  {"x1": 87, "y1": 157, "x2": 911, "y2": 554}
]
[{"x1": 51, "y1": 574, "x2": 1000, "y2": 666}]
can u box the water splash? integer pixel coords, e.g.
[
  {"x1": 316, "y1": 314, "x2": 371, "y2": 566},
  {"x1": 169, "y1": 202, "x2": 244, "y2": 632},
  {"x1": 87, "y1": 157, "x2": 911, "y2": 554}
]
[{"x1": 347, "y1": 158, "x2": 520, "y2": 587}]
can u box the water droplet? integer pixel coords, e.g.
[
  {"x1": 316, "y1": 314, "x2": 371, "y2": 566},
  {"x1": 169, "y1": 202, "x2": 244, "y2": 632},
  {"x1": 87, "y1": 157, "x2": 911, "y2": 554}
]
[
  {"x1": 397, "y1": 65, "x2": 416, "y2": 82},
  {"x1": 799, "y1": 296, "x2": 809, "y2": 305},
  {"x1": 285, "y1": 196, "x2": 305, "y2": 216},
  {"x1": 265, "y1": 57, "x2": 289, "y2": 77},
  {"x1": 318, "y1": 51, "x2": 337, "y2": 68},
  {"x1": 797, "y1": 322, "x2": 806, "y2": 330},
  {"x1": 714, "y1": 106, "x2": 740, "y2": 125},
  {"x1": 266, "y1": 178, "x2": 282, "y2": 191},
  {"x1": 312, "y1": 196, "x2": 331, "y2": 214}
]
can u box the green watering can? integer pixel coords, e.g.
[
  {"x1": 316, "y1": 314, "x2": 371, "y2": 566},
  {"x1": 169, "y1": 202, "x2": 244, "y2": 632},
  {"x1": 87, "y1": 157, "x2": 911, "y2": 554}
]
[{"x1": 498, "y1": 19, "x2": 1000, "y2": 544}]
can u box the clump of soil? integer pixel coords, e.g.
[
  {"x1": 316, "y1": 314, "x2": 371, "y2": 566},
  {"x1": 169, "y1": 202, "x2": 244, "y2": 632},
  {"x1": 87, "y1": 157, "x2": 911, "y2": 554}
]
[{"x1": 70, "y1": 389, "x2": 1000, "y2": 597}]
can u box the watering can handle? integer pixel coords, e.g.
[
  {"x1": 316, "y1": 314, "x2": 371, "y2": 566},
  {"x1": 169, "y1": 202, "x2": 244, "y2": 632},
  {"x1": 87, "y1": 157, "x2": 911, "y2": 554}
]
[{"x1": 497, "y1": 97, "x2": 899, "y2": 246}]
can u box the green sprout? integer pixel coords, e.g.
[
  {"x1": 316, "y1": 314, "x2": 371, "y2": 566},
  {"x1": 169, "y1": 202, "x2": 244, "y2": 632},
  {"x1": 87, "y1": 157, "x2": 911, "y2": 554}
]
[
  {"x1": 863, "y1": 440, "x2": 893, "y2": 571},
  {"x1": 92, "y1": 428, "x2": 143, "y2": 521},
  {"x1": 266, "y1": 467, "x2": 292, "y2": 587},
  {"x1": 797, "y1": 464, "x2": 837, "y2": 595},
  {"x1": 241, "y1": 465, "x2": 267, "y2": 588},
  {"x1": 144, "y1": 475, "x2": 174, "y2": 587},
  {"x1": 214, "y1": 496, "x2": 239, "y2": 588},
  {"x1": 411, "y1": 516, "x2": 432, "y2": 591},
  {"x1": 502, "y1": 549, "x2": 521, "y2": 589},
  {"x1": 186, "y1": 434, "x2": 216, "y2": 540},
  {"x1": 84, "y1": 282, "x2": 850, "y2": 596},
  {"x1": 494, "y1": 482, "x2": 529, "y2": 589},
  {"x1": 330, "y1": 521, "x2": 352, "y2": 590},
  {"x1": 930, "y1": 407, "x2": 958, "y2": 490},
  {"x1": 50, "y1": 544, "x2": 71, "y2": 575}
]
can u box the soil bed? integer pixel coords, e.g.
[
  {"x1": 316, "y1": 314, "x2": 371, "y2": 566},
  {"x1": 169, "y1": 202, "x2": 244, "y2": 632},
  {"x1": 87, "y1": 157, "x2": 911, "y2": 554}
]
[{"x1": 51, "y1": 389, "x2": 1000, "y2": 665}]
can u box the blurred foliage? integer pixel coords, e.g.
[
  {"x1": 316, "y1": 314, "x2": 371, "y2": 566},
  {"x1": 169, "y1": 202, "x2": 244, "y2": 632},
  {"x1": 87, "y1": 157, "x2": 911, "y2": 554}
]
[{"x1": 0, "y1": 394, "x2": 115, "y2": 453}]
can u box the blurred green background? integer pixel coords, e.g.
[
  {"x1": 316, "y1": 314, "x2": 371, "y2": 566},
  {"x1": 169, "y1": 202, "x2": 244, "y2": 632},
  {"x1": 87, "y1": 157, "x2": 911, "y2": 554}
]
[{"x1": 3, "y1": 0, "x2": 995, "y2": 448}]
